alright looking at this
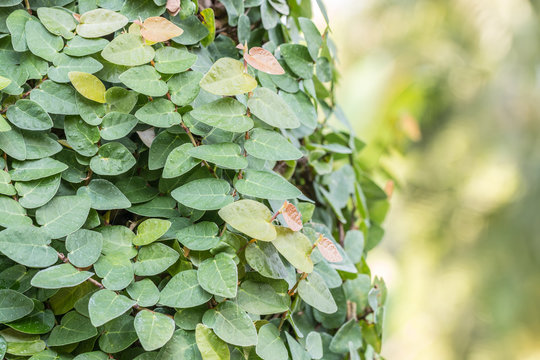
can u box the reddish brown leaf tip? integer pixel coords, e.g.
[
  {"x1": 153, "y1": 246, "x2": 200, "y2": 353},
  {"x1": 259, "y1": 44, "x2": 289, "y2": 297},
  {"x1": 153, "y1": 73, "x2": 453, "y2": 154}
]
[
  {"x1": 316, "y1": 234, "x2": 343, "y2": 263},
  {"x1": 282, "y1": 201, "x2": 303, "y2": 231}
]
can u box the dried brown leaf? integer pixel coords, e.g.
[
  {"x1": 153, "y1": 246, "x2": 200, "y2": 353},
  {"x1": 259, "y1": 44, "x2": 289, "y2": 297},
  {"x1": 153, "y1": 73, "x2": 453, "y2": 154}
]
[
  {"x1": 316, "y1": 234, "x2": 343, "y2": 263},
  {"x1": 140, "y1": 17, "x2": 183, "y2": 42},
  {"x1": 281, "y1": 201, "x2": 303, "y2": 231},
  {"x1": 73, "y1": 13, "x2": 81, "y2": 22},
  {"x1": 244, "y1": 47, "x2": 285, "y2": 75}
]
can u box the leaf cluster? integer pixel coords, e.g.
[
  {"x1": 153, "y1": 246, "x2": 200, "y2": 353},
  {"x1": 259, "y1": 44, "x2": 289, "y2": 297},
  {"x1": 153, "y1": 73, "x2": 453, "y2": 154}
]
[{"x1": 0, "y1": 1, "x2": 389, "y2": 359}]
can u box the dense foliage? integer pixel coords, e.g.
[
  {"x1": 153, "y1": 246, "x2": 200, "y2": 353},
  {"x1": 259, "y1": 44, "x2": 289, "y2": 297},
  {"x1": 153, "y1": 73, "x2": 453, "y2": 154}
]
[{"x1": 0, "y1": 0, "x2": 388, "y2": 359}]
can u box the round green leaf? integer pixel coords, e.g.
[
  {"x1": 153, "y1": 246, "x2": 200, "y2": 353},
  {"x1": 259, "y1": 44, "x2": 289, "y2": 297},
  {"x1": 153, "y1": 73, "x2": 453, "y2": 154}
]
[
  {"x1": 0, "y1": 289, "x2": 34, "y2": 323},
  {"x1": 0, "y1": 195, "x2": 32, "y2": 227},
  {"x1": 127, "y1": 279, "x2": 160, "y2": 307},
  {"x1": 25, "y1": 20, "x2": 63, "y2": 62},
  {"x1": 195, "y1": 324, "x2": 229, "y2": 360},
  {"x1": 156, "y1": 329, "x2": 202, "y2": 360},
  {"x1": 218, "y1": 199, "x2": 276, "y2": 241},
  {"x1": 89, "y1": 289, "x2": 137, "y2": 327},
  {"x1": 190, "y1": 97, "x2": 253, "y2": 133},
  {"x1": 154, "y1": 46, "x2": 197, "y2": 74},
  {"x1": 64, "y1": 36, "x2": 109, "y2": 57},
  {"x1": 298, "y1": 272, "x2": 337, "y2": 314},
  {"x1": 135, "y1": 99, "x2": 182, "y2": 128},
  {"x1": 47, "y1": 311, "x2": 97, "y2": 346},
  {"x1": 15, "y1": 174, "x2": 61, "y2": 209},
  {"x1": 78, "y1": 179, "x2": 131, "y2": 210},
  {"x1": 37, "y1": 7, "x2": 76, "y2": 39},
  {"x1": 237, "y1": 280, "x2": 290, "y2": 315},
  {"x1": 5, "y1": 310, "x2": 55, "y2": 335},
  {"x1": 98, "y1": 315, "x2": 138, "y2": 353},
  {"x1": 134, "y1": 242, "x2": 179, "y2": 276},
  {"x1": 48, "y1": 53, "x2": 104, "y2": 84},
  {"x1": 247, "y1": 87, "x2": 300, "y2": 129},
  {"x1": 188, "y1": 143, "x2": 248, "y2": 170},
  {"x1": 245, "y1": 128, "x2": 302, "y2": 161},
  {"x1": 6, "y1": 99, "x2": 53, "y2": 131},
  {"x1": 175, "y1": 221, "x2": 220, "y2": 251},
  {"x1": 245, "y1": 241, "x2": 296, "y2": 282},
  {"x1": 90, "y1": 142, "x2": 136, "y2": 175},
  {"x1": 202, "y1": 300, "x2": 257, "y2": 347},
  {"x1": 100, "y1": 112, "x2": 138, "y2": 140},
  {"x1": 197, "y1": 253, "x2": 238, "y2": 298},
  {"x1": 272, "y1": 226, "x2": 314, "y2": 273},
  {"x1": 256, "y1": 323, "x2": 288, "y2": 360},
  {"x1": 279, "y1": 43, "x2": 314, "y2": 79},
  {"x1": 9, "y1": 158, "x2": 67, "y2": 181},
  {"x1": 162, "y1": 143, "x2": 200, "y2": 179},
  {"x1": 77, "y1": 8, "x2": 129, "y2": 38},
  {"x1": 172, "y1": 178, "x2": 233, "y2": 211},
  {"x1": 94, "y1": 254, "x2": 134, "y2": 291},
  {"x1": 235, "y1": 169, "x2": 302, "y2": 200},
  {"x1": 167, "y1": 71, "x2": 202, "y2": 106},
  {"x1": 66, "y1": 229, "x2": 104, "y2": 268},
  {"x1": 159, "y1": 269, "x2": 212, "y2": 308},
  {"x1": 134, "y1": 310, "x2": 175, "y2": 351},
  {"x1": 0, "y1": 226, "x2": 57, "y2": 268},
  {"x1": 29, "y1": 80, "x2": 78, "y2": 115},
  {"x1": 101, "y1": 33, "x2": 155, "y2": 66},
  {"x1": 36, "y1": 194, "x2": 91, "y2": 238},
  {"x1": 199, "y1": 57, "x2": 257, "y2": 96},
  {"x1": 31, "y1": 264, "x2": 94, "y2": 289},
  {"x1": 329, "y1": 318, "x2": 363, "y2": 354},
  {"x1": 119, "y1": 65, "x2": 168, "y2": 96}
]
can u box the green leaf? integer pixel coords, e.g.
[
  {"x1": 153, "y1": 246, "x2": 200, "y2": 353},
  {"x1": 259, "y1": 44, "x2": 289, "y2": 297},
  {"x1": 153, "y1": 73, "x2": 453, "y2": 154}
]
[
  {"x1": 200, "y1": 8, "x2": 215, "y2": 46},
  {"x1": 116, "y1": 176, "x2": 159, "y2": 204},
  {"x1": 25, "y1": 20, "x2": 63, "y2": 62},
  {"x1": 134, "y1": 310, "x2": 175, "y2": 351},
  {"x1": 36, "y1": 194, "x2": 91, "y2": 238},
  {"x1": 279, "y1": 44, "x2": 313, "y2": 79},
  {"x1": 99, "y1": 225, "x2": 137, "y2": 258},
  {"x1": 31, "y1": 264, "x2": 94, "y2": 289},
  {"x1": 218, "y1": 199, "x2": 276, "y2": 241},
  {"x1": 0, "y1": 289, "x2": 34, "y2": 323},
  {"x1": 195, "y1": 324, "x2": 229, "y2": 360},
  {"x1": 298, "y1": 17, "x2": 322, "y2": 61},
  {"x1": 64, "y1": 36, "x2": 109, "y2": 57},
  {"x1": 101, "y1": 33, "x2": 155, "y2": 66},
  {"x1": 245, "y1": 241, "x2": 295, "y2": 282},
  {"x1": 188, "y1": 143, "x2": 247, "y2": 170},
  {"x1": 0, "y1": 226, "x2": 57, "y2": 268},
  {"x1": 247, "y1": 87, "x2": 300, "y2": 129},
  {"x1": 171, "y1": 15, "x2": 209, "y2": 46},
  {"x1": 90, "y1": 142, "x2": 136, "y2": 175},
  {"x1": 256, "y1": 323, "x2": 288, "y2": 360},
  {"x1": 235, "y1": 170, "x2": 302, "y2": 200},
  {"x1": 6, "y1": 99, "x2": 53, "y2": 131},
  {"x1": 37, "y1": 7, "x2": 76, "y2": 39},
  {"x1": 0, "y1": 128, "x2": 25, "y2": 160},
  {"x1": 197, "y1": 253, "x2": 238, "y2": 298},
  {"x1": 190, "y1": 98, "x2": 253, "y2": 133},
  {"x1": 163, "y1": 143, "x2": 200, "y2": 179},
  {"x1": 0, "y1": 195, "x2": 32, "y2": 227},
  {"x1": 76, "y1": 93, "x2": 106, "y2": 125},
  {"x1": 168, "y1": 71, "x2": 202, "y2": 106},
  {"x1": 298, "y1": 272, "x2": 337, "y2": 314},
  {"x1": 119, "y1": 65, "x2": 168, "y2": 97},
  {"x1": 127, "y1": 279, "x2": 160, "y2": 307},
  {"x1": 0, "y1": 75, "x2": 12, "y2": 91},
  {"x1": 0, "y1": 328, "x2": 45, "y2": 356},
  {"x1": 135, "y1": 99, "x2": 182, "y2": 128},
  {"x1": 22, "y1": 131, "x2": 62, "y2": 160},
  {"x1": 6, "y1": 9, "x2": 32, "y2": 52},
  {"x1": 94, "y1": 254, "x2": 134, "y2": 290},
  {"x1": 64, "y1": 115, "x2": 100, "y2": 156},
  {"x1": 280, "y1": 90, "x2": 317, "y2": 130},
  {"x1": 245, "y1": 128, "x2": 302, "y2": 160},
  {"x1": 237, "y1": 281, "x2": 290, "y2": 315},
  {"x1": 47, "y1": 311, "x2": 97, "y2": 346},
  {"x1": 285, "y1": 332, "x2": 311, "y2": 360},
  {"x1": 134, "y1": 218, "x2": 172, "y2": 246},
  {"x1": 305, "y1": 331, "x2": 323, "y2": 359},
  {"x1": 98, "y1": 315, "x2": 138, "y2": 353},
  {"x1": 89, "y1": 289, "x2": 136, "y2": 327},
  {"x1": 149, "y1": 131, "x2": 189, "y2": 170},
  {"x1": 66, "y1": 229, "x2": 103, "y2": 268},
  {"x1": 134, "y1": 242, "x2": 179, "y2": 276},
  {"x1": 155, "y1": 46, "x2": 197, "y2": 74},
  {"x1": 5, "y1": 310, "x2": 55, "y2": 335},
  {"x1": 175, "y1": 221, "x2": 220, "y2": 251},
  {"x1": 78, "y1": 179, "x2": 131, "y2": 210},
  {"x1": 10, "y1": 158, "x2": 67, "y2": 181},
  {"x1": 159, "y1": 269, "x2": 212, "y2": 308},
  {"x1": 48, "y1": 54, "x2": 103, "y2": 84},
  {"x1": 199, "y1": 57, "x2": 257, "y2": 96},
  {"x1": 156, "y1": 329, "x2": 202, "y2": 360},
  {"x1": 202, "y1": 301, "x2": 257, "y2": 347},
  {"x1": 0, "y1": 170, "x2": 16, "y2": 196},
  {"x1": 128, "y1": 196, "x2": 179, "y2": 218},
  {"x1": 120, "y1": 0, "x2": 165, "y2": 20},
  {"x1": 73, "y1": 352, "x2": 109, "y2": 360},
  {"x1": 100, "y1": 112, "x2": 138, "y2": 140},
  {"x1": 172, "y1": 178, "x2": 233, "y2": 211},
  {"x1": 329, "y1": 318, "x2": 363, "y2": 354},
  {"x1": 30, "y1": 80, "x2": 78, "y2": 115},
  {"x1": 77, "y1": 8, "x2": 129, "y2": 38},
  {"x1": 272, "y1": 226, "x2": 314, "y2": 273},
  {"x1": 105, "y1": 86, "x2": 138, "y2": 113}
]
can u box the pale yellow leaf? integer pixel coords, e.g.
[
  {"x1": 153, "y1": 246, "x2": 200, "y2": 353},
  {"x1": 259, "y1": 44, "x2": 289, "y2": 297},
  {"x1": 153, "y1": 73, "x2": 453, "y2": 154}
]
[
  {"x1": 244, "y1": 47, "x2": 285, "y2": 75},
  {"x1": 68, "y1": 71, "x2": 106, "y2": 103},
  {"x1": 140, "y1": 17, "x2": 183, "y2": 43}
]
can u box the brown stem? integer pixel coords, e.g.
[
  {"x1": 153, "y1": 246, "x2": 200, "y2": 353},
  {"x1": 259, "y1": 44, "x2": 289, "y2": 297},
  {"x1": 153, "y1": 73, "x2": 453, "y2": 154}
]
[
  {"x1": 288, "y1": 272, "x2": 307, "y2": 295},
  {"x1": 237, "y1": 238, "x2": 256, "y2": 254},
  {"x1": 278, "y1": 310, "x2": 288, "y2": 331},
  {"x1": 338, "y1": 222, "x2": 345, "y2": 247},
  {"x1": 24, "y1": 0, "x2": 31, "y2": 14}
]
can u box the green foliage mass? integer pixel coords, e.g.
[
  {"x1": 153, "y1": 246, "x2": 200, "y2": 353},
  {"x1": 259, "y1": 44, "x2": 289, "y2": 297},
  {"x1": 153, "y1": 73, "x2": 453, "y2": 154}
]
[{"x1": 0, "y1": 1, "x2": 388, "y2": 359}]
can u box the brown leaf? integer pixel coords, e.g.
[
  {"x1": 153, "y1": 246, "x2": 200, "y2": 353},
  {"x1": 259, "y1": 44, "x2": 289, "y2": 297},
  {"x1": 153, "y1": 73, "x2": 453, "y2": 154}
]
[
  {"x1": 166, "y1": 0, "x2": 181, "y2": 17},
  {"x1": 72, "y1": 13, "x2": 81, "y2": 22},
  {"x1": 244, "y1": 47, "x2": 285, "y2": 75},
  {"x1": 281, "y1": 201, "x2": 303, "y2": 231},
  {"x1": 140, "y1": 17, "x2": 183, "y2": 42},
  {"x1": 316, "y1": 234, "x2": 343, "y2": 263}
]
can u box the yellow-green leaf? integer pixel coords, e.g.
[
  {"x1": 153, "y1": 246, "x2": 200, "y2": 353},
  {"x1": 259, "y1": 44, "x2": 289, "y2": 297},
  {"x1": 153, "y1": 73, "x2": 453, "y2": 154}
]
[{"x1": 68, "y1": 71, "x2": 106, "y2": 103}]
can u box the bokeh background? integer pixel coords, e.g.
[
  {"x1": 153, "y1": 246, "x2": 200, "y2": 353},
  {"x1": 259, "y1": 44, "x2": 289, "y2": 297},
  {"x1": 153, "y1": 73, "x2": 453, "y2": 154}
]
[{"x1": 315, "y1": 0, "x2": 540, "y2": 358}]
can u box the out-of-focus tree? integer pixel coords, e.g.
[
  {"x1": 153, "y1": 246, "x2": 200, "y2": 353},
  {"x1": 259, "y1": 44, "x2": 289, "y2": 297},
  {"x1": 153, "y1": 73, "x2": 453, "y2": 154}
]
[{"x1": 326, "y1": 0, "x2": 540, "y2": 358}]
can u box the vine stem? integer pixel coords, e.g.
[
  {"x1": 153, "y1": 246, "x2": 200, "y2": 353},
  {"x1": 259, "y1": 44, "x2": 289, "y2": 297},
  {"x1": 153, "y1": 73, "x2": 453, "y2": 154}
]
[
  {"x1": 24, "y1": 0, "x2": 31, "y2": 14},
  {"x1": 287, "y1": 272, "x2": 307, "y2": 296},
  {"x1": 236, "y1": 238, "x2": 256, "y2": 254}
]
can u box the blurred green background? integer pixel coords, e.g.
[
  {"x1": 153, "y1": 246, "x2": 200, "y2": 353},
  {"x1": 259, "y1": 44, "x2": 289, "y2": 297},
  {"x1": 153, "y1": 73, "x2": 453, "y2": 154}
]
[{"x1": 316, "y1": 0, "x2": 540, "y2": 358}]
